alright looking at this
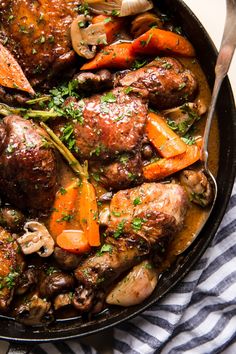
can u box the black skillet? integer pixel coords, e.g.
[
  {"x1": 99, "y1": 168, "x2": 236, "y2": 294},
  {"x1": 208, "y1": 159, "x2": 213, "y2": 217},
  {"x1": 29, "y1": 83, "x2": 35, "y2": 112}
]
[{"x1": 2, "y1": 0, "x2": 236, "y2": 353}]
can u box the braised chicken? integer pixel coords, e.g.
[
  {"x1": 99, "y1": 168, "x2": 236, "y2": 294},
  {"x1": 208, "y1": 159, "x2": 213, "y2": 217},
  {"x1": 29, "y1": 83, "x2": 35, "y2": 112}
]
[
  {"x1": 0, "y1": 227, "x2": 24, "y2": 312},
  {"x1": 62, "y1": 88, "x2": 148, "y2": 159},
  {"x1": 0, "y1": 0, "x2": 78, "y2": 86},
  {"x1": 0, "y1": 0, "x2": 216, "y2": 325},
  {"x1": 0, "y1": 115, "x2": 57, "y2": 210},
  {"x1": 106, "y1": 182, "x2": 188, "y2": 244},
  {"x1": 115, "y1": 57, "x2": 198, "y2": 109}
]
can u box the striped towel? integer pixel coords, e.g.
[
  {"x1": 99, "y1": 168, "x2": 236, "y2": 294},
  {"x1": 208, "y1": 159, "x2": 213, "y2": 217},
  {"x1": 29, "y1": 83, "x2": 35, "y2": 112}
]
[{"x1": 34, "y1": 181, "x2": 236, "y2": 354}]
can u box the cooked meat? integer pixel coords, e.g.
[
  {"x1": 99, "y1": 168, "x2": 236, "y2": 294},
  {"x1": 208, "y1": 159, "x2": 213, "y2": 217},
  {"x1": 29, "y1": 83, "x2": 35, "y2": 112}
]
[
  {"x1": 73, "y1": 70, "x2": 113, "y2": 93},
  {"x1": 0, "y1": 115, "x2": 58, "y2": 210},
  {"x1": 0, "y1": 0, "x2": 78, "y2": 86},
  {"x1": 65, "y1": 88, "x2": 148, "y2": 159},
  {"x1": 180, "y1": 169, "x2": 213, "y2": 207},
  {"x1": 73, "y1": 235, "x2": 150, "y2": 311},
  {"x1": 75, "y1": 235, "x2": 150, "y2": 289},
  {"x1": 115, "y1": 57, "x2": 198, "y2": 109},
  {"x1": 0, "y1": 227, "x2": 24, "y2": 312},
  {"x1": 0, "y1": 86, "x2": 30, "y2": 106},
  {"x1": 106, "y1": 182, "x2": 188, "y2": 244},
  {"x1": 91, "y1": 153, "x2": 143, "y2": 190}
]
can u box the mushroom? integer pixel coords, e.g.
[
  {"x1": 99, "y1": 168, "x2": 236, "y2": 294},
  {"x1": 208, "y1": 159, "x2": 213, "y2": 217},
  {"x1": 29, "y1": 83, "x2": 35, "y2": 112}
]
[
  {"x1": 54, "y1": 293, "x2": 72, "y2": 310},
  {"x1": 39, "y1": 272, "x2": 75, "y2": 298},
  {"x1": 161, "y1": 100, "x2": 207, "y2": 136},
  {"x1": 131, "y1": 12, "x2": 163, "y2": 37},
  {"x1": 71, "y1": 15, "x2": 107, "y2": 59},
  {"x1": 17, "y1": 221, "x2": 55, "y2": 257},
  {"x1": 14, "y1": 294, "x2": 51, "y2": 326},
  {"x1": 106, "y1": 260, "x2": 158, "y2": 306}
]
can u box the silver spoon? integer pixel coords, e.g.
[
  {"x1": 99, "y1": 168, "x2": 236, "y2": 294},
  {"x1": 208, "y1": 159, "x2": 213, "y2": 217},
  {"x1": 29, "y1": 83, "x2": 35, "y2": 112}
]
[{"x1": 179, "y1": 0, "x2": 236, "y2": 254}]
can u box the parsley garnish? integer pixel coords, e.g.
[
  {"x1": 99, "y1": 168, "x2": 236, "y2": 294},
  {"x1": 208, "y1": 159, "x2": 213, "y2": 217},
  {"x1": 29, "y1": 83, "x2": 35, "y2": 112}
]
[
  {"x1": 133, "y1": 197, "x2": 142, "y2": 206},
  {"x1": 114, "y1": 220, "x2": 125, "y2": 238},
  {"x1": 101, "y1": 92, "x2": 116, "y2": 103}
]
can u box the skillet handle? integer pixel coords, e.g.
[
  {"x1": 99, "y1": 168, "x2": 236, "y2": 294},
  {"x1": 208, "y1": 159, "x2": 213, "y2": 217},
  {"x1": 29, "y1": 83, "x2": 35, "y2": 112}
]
[{"x1": 6, "y1": 342, "x2": 35, "y2": 354}]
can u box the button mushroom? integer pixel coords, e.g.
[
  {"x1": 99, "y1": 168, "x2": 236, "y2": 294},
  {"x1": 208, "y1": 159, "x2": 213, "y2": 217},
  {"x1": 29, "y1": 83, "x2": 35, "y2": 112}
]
[
  {"x1": 71, "y1": 15, "x2": 107, "y2": 59},
  {"x1": 17, "y1": 221, "x2": 55, "y2": 257}
]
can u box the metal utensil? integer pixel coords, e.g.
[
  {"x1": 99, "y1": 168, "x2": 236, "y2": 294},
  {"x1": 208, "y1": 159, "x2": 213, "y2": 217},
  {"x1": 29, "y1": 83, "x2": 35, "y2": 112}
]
[{"x1": 179, "y1": 0, "x2": 236, "y2": 254}]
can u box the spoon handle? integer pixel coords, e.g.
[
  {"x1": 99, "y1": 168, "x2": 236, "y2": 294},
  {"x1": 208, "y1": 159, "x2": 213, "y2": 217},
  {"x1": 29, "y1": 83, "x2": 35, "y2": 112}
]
[{"x1": 201, "y1": 0, "x2": 236, "y2": 166}]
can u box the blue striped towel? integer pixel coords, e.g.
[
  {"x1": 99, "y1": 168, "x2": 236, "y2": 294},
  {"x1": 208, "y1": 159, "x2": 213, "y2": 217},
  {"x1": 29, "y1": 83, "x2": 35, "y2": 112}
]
[{"x1": 34, "y1": 181, "x2": 236, "y2": 354}]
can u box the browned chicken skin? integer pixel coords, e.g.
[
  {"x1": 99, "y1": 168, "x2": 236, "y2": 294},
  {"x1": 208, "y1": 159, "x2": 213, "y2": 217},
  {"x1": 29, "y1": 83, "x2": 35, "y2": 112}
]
[
  {"x1": 106, "y1": 182, "x2": 189, "y2": 244},
  {"x1": 0, "y1": 0, "x2": 78, "y2": 85},
  {"x1": 0, "y1": 115, "x2": 58, "y2": 210},
  {"x1": 115, "y1": 57, "x2": 198, "y2": 109},
  {"x1": 0, "y1": 227, "x2": 24, "y2": 312},
  {"x1": 67, "y1": 88, "x2": 148, "y2": 159}
]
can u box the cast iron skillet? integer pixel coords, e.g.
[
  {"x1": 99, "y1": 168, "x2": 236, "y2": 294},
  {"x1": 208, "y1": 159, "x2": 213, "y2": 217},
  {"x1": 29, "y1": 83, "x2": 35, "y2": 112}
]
[{"x1": 2, "y1": 0, "x2": 236, "y2": 352}]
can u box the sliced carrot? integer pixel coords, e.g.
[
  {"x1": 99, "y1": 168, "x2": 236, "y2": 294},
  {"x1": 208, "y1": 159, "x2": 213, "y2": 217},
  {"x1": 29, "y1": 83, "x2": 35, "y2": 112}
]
[
  {"x1": 146, "y1": 112, "x2": 187, "y2": 158},
  {"x1": 132, "y1": 28, "x2": 195, "y2": 57},
  {"x1": 143, "y1": 142, "x2": 201, "y2": 181},
  {"x1": 56, "y1": 230, "x2": 91, "y2": 254},
  {"x1": 79, "y1": 178, "x2": 100, "y2": 247},
  {"x1": 0, "y1": 43, "x2": 34, "y2": 94},
  {"x1": 80, "y1": 43, "x2": 135, "y2": 71},
  {"x1": 48, "y1": 180, "x2": 80, "y2": 239},
  {"x1": 91, "y1": 15, "x2": 124, "y2": 44}
]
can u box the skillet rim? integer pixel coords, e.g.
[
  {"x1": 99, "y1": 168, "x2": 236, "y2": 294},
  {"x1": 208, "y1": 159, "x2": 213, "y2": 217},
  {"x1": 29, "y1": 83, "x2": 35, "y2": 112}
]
[{"x1": 1, "y1": 0, "x2": 236, "y2": 344}]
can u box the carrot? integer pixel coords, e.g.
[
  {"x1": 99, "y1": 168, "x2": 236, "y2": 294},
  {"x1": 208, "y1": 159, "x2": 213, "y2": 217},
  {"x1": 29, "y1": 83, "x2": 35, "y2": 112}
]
[
  {"x1": 146, "y1": 112, "x2": 187, "y2": 158},
  {"x1": 48, "y1": 180, "x2": 80, "y2": 239},
  {"x1": 92, "y1": 15, "x2": 124, "y2": 44},
  {"x1": 79, "y1": 178, "x2": 100, "y2": 247},
  {"x1": 143, "y1": 142, "x2": 201, "y2": 181},
  {"x1": 80, "y1": 43, "x2": 135, "y2": 71},
  {"x1": 0, "y1": 43, "x2": 35, "y2": 94},
  {"x1": 132, "y1": 28, "x2": 195, "y2": 57},
  {"x1": 41, "y1": 123, "x2": 101, "y2": 248},
  {"x1": 56, "y1": 230, "x2": 91, "y2": 254}
]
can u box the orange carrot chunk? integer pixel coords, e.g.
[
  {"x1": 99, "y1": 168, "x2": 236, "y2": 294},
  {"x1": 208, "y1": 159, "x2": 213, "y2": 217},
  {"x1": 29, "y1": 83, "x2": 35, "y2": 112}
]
[
  {"x1": 132, "y1": 28, "x2": 195, "y2": 57},
  {"x1": 57, "y1": 230, "x2": 91, "y2": 254},
  {"x1": 91, "y1": 15, "x2": 124, "y2": 44},
  {"x1": 48, "y1": 180, "x2": 80, "y2": 239},
  {"x1": 146, "y1": 112, "x2": 187, "y2": 158},
  {"x1": 80, "y1": 43, "x2": 135, "y2": 71},
  {"x1": 79, "y1": 178, "x2": 100, "y2": 247},
  {"x1": 143, "y1": 143, "x2": 201, "y2": 181},
  {"x1": 0, "y1": 43, "x2": 35, "y2": 94}
]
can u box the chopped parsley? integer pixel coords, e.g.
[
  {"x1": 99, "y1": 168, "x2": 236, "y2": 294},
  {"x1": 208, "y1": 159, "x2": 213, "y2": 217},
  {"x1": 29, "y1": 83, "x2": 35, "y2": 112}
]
[
  {"x1": 113, "y1": 220, "x2": 125, "y2": 238},
  {"x1": 131, "y1": 218, "x2": 145, "y2": 232},
  {"x1": 133, "y1": 197, "x2": 142, "y2": 206},
  {"x1": 59, "y1": 187, "x2": 67, "y2": 195},
  {"x1": 124, "y1": 86, "x2": 133, "y2": 94},
  {"x1": 132, "y1": 59, "x2": 147, "y2": 70},
  {"x1": 97, "y1": 244, "x2": 113, "y2": 256},
  {"x1": 181, "y1": 133, "x2": 196, "y2": 145},
  {"x1": 101, "y1": 92, "x2": 116, "y2": 104}
]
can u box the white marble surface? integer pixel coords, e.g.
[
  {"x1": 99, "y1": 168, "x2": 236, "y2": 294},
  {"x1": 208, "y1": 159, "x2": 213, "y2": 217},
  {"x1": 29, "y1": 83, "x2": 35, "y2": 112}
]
[{"x1": 0, "y1": 1, "x2": 235, "y2": 353}]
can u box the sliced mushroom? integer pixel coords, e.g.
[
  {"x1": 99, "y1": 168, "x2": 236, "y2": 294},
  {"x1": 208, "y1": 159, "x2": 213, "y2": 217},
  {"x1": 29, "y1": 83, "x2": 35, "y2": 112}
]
[
  {"x1": 71, "y1": 15, "x2": 107, "y2": 59},
  {"x1": 161, "y1": 101, "x2": 207, "y2": 136},
  {"x1": 54, "y1": 293, "x2": 72, "y2": 310},
  {"x1": 14, "y1": 294, "x2": 51, "y2": 326},
  {"x1": 17, "y1": 221, "x2": 55, "y2": 257},
  {"x1": 106, "y1": 260, "x2": 158, "y2": 306},
  {"x1": 131, "y1": 12, "x2": 163, "y2": 37}
]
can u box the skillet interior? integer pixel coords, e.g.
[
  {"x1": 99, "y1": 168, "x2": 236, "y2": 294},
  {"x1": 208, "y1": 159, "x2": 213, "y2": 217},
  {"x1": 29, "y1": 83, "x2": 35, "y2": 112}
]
[{"x1": 0, "y1": 0, "x2": 236, "y2": 344}]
